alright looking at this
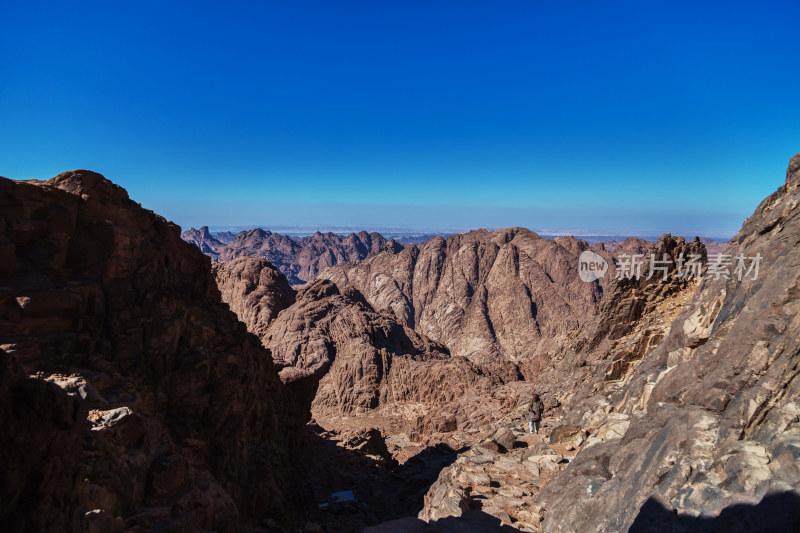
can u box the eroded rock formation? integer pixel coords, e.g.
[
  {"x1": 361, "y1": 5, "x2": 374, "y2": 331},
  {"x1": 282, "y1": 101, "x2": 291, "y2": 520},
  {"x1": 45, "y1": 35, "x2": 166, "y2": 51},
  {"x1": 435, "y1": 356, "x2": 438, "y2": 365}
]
[
  {"x1": 180, "y1": 225, "x2": 225, "y2": 261},
  {"x1": 320, "y1": 228, "x2": 634, "y2": 377},
  {"x1": 212, "y1": 256, "x2": 296, "y2": 344},
  {"x1": 536, "y1": 151, "x2": 800, "y2": 532},
  {"x1": 263, "y1": 279, "x2": 504, "y2": 429},
  {"x1": 0, "y1": 171, "x2": 309, "y2": 531}
]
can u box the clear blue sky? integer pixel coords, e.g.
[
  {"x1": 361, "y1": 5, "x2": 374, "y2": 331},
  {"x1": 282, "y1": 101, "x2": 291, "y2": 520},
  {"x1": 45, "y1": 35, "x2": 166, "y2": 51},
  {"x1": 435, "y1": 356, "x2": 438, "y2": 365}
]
[{"x1": 2, "y1": 1, "x2": 798, "y2": 236}]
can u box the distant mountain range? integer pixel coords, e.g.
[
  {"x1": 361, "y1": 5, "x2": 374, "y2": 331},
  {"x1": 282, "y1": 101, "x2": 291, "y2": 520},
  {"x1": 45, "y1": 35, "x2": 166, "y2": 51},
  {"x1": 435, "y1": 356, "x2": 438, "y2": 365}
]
[
  {"x1": 181, "y1": 226, "x2": 390, "y2": 284},
  {"x1": 182, "y1": 225, "x2": 731, "y2": 286}
]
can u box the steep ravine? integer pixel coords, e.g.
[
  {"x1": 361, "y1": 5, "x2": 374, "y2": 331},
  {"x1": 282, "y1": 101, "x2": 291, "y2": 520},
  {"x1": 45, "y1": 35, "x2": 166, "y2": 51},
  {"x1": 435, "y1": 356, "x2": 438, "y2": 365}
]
[{"x1": 381, "y1": 152, "x2": 800, "y2": 532}]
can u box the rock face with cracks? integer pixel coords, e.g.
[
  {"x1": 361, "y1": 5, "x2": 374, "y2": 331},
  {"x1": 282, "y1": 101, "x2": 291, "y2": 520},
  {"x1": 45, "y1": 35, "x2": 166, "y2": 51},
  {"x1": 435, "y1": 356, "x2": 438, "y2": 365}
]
[
  {"x1": 0, "y1": 171, "x2": 310, "y2": 532},
  {"x1": 534, "y1": 152, "x2": 800, "y2": 532},
  {"x1": 406, "y1": 152, "x2": 800, "y2": 532},
  {"x1": 319, "y1": 228, "x2": 649, "y2": 380},
  {"x1": 262, "y1": 279, "x2": 505, "y2": 426},
  {"x1": 212, "y1": 256, "x2": 296, "y2": 346}
]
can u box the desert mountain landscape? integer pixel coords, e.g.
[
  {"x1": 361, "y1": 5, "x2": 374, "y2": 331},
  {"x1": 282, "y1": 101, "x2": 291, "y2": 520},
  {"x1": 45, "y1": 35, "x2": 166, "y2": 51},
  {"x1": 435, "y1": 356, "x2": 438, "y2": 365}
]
[
  {"x1": 181, "y1": 226, "x2": 387, "y2": 285},
  {"x1": 3, "y1": 153, "x2": 797, "y2": 531},
  {"x1": 6, "y1": 0, "x2": 799, "y2": 530}
]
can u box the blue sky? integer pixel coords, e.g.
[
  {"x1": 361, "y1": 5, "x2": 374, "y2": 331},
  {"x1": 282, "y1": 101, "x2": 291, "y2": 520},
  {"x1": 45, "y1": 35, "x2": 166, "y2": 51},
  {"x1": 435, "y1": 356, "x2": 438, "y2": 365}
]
[{"x1": 2, "y1": 1, "x2": 799, "y2": 236}]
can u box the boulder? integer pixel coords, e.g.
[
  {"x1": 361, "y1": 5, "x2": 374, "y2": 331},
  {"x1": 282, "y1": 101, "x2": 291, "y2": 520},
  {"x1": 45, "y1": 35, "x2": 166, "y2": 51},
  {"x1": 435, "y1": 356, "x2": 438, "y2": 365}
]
[{"x1": 549, "y1": 425, "x2": 585, "y2": 444}]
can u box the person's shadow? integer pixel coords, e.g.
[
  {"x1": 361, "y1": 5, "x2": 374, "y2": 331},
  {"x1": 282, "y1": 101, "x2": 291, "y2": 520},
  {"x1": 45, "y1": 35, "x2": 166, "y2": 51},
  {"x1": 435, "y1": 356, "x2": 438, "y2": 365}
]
[{"x1": 629, "y1": 491, "x2": 800, "y2": 533}]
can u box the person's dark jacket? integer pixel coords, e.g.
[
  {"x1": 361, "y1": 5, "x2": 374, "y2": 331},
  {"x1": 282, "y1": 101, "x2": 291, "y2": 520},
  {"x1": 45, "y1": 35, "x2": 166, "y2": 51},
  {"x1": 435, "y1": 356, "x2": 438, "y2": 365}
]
[{"x1": 528, "y1": 399, "x2": 544, "y2": 422}]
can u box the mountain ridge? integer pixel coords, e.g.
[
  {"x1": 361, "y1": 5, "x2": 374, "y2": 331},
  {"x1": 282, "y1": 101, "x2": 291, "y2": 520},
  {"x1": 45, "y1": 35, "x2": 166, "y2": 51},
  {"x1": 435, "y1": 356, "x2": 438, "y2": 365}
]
[{"x1": 181, "y1": 226, "x2": 387, "y2": 284}]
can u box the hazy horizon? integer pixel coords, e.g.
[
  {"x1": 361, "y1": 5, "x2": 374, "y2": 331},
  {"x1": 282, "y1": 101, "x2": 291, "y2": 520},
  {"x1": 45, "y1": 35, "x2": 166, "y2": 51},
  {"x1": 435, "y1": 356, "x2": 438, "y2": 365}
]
[{"x1": 192, "y1": 223, "x2": 735, "y2": 242}]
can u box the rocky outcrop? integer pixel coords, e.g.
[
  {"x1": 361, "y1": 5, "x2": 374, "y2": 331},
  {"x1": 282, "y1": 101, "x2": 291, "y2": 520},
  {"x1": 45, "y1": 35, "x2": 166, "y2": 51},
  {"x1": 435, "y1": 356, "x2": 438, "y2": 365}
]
[
  {"x1": 182, "y1": 227, "x2": 388, "y2": 285},
  {"x1": 600, "y1": 237, "x2": 654, "y2": 255},
  {"x1": 263, "y1": 279, "x2": 503, "y2": 427},
  {"x1": 0, "y1": 171, "x2": 309, "y2": 531},
  {"x1": 533, "y1": 153, "x2": 800, "y2": 531},
  {"x1": 0, "y1": 354, "x2": 86, "y2": 532},
  {"x1": 207, "y1": 251, "x2": 520, "y2": 436},
  {"x1": 212, "y1": 256, "x2": 296, "y2": 345},
  {"x1": 408, "y1": 152, "x2": 800, "y2": 532},
  {"x1": 213, "y1": 230, "x2": 236, "y2": 244},
  {"x1": 180, "y1": 225, "x2": 225, "y2": 261}
]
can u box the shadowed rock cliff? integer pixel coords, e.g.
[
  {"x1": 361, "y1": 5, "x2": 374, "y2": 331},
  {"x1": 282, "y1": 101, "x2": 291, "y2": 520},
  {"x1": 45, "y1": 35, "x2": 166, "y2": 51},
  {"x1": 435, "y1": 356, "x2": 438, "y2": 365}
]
[{"x1": 0, "y1": 171, "x2": 310, "y2": 532}]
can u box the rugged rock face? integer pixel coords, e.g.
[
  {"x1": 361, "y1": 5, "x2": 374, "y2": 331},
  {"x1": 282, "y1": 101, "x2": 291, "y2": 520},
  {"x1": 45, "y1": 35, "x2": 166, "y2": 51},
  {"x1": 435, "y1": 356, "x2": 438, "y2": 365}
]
[
  {"x1": 600, "y1": 237, "x2": 654, "y2": 254},
  {"x1": 0, "y1": 355, "x2": 86, "y2": 531},
  {"x1": 0, "y1": 171, "x2": 309, "y2": 531},
  {"x1": 262, "y1": 279, "x2": 503, "y2": 428},
  {"x1": 212, "y1": 227, "x2": 673, "y2": 438},
  {"x1": 320, "y1": 228, "x2": 619, "y2": 377},
  {"x1": 407, "y1": 152, "x2": 800, "y2": 532},
  {"x1": 182, "y1": 227, "x2": 388, "y2": 285},
  {"x1": 534, "y1": 153, "x2": 800, "y2": 532},
  {"x1": 212, "y1": 256, "x2": 296, "y2": 345}
]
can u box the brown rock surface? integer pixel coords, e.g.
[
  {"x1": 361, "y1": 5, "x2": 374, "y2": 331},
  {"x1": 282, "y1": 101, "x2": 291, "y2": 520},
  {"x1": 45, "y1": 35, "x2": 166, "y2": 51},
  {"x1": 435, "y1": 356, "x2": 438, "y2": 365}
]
[
  {"x1": 262, "y1": 279, "x2": 502, "y2": 428},
  {"x1": 599, "y1": 237, "x2": 654, "y2": 255},
  {"x1": 0, "y1": 170, "x2": 309, "y2": 531},
  {"x1": 320, "y1": 228, "x2": 608, "y2": 377},
  {"x1": 212, "y1": 256, "x2": 296, "y2": 344},
  {"x1": 0, "y1": 355, "x2": 86, "y2": 532}
]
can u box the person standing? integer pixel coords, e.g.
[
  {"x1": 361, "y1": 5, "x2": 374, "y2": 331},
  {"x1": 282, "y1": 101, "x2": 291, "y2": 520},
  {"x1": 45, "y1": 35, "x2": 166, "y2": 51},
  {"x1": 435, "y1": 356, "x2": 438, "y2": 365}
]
[{"x1": 528, "y1": 393, "x2": 543, "y2": 434}]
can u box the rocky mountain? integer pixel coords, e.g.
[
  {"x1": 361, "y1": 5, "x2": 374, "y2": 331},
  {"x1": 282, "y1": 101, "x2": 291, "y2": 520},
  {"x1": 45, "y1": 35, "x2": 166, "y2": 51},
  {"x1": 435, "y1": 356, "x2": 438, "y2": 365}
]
[
  {"x1": 181, "y1": 226, "x2": 388, "y2": 285},
  {"x1": 7, "y1": 152, "x2": 797, "y2": 533},
  {"x1": 0, "y1": 171, "x2": 310, "y2": 531},
  {"x1": 212, "y1": 257, "x2": 296, "y2": 344},
  {"x1": 599, "y1": 236, "x2": 654, "y2": 255},
  {"x1": 207, "y1": 254, "x2": 520, "y2": 444},
  {"x1": 700, "y1": 237, "x2": 731, "y2": 255},
  {"x1": 213, "y1": 230, "x2": 236, "y2": 244},
  {"x1": 270, "y1": 278, "x2": 519, "y2": 431},
  {"x1": 378, "y1": 152, "x2": 800, "y2": 532},
  {"x1": 318, "y1": 228, "x2": 648, "y2": 379},
  {"x1": 180, "y1": 225, "x2": 225, "y2": 261},
  {"x1": 534, "y1": 152, "x2": 800, "y2": 532},
  {"x1": 209, "y1": 228, "x2": 681, "y2": 438}
]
